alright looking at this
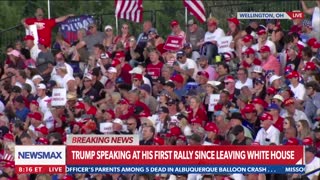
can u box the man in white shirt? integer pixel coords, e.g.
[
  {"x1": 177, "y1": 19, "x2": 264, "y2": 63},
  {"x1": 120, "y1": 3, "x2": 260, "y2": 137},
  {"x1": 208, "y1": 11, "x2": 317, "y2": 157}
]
[
  {"x1": 287, "y1": 71, "x2": 306, "y2": 104},
  {"x1": 36, "y1": 83, "x2": 51, "y2": 114},
  {"x1": 198, "y1": 17, "x2": 225, "y2": 63},
  {"x1": 304, "y1": 145, "x2": 320, "y2": 180},
  {"x1": 281, "y1": 98, "x2": 310, "y2": 125},
  {"x1": 235, "y1": 68, "x2": 253, "y2": 90},
  {"x1": 252, "y1": 29, "x2": 276, "y2": 55},
  {"x1": 255, "y1": 112, "x2": 280, "y2": 145},
  {"x1": 23, "y1": 35, "x2": 40, "y2": 60},
  {"x1": 174, "y1": 50, "x2": 198, "y2": 80}
]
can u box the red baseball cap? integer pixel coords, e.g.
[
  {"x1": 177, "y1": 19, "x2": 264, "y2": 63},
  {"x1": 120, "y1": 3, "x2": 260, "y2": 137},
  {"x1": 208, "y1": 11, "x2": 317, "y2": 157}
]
[
  {"x1": 307, "y1": 38, "x2": 317, "y2": 47},
  {"x1": 285, "y1": 138, "x2": 299, "y2": 145},
  {"x1": 30, "y1": 100, "x2": 39, "y2": 107},
  {"x1": 302, "y1": 137, "x2": 313, "y2": 146},
  {"x1": 205, "y1": 122, "x2": 219, "y2": 134},
  {"x1": 259, "y1": 46, "x2": 271, "y2": 53},
  {"x1": 35, "y1": 126, "x2": 49, "y2": 135},
  {"x1": 243, "y1": 47, "x2": 255, "y2": 55},
  {"x1": 4, "y1": 161, "x2": 14, "y2": 168},
  {"x1": 267, "y1": 87, "x2": 277, "y2": 95},
  {"x1": 283, "y1": 98, "x2": 295, "y2": 106},
  {"x1": 242, "y1": 104, "x2": 256, "y2": 113},
  {"x1": 304, "y1": 62, "x2": 317, "y2": 71},
  {"x1": 257, "y1": 29, "x2": 267, "y2": 35},
  {"x1": 224, "y1": 75, "x2": 235, "y2": 83},
  {"x1": 207, "y1": 20, "x2": 217, "y2": 26},
  {"x1": 170, "y1": 74, "x2": 184, "y2": 84},
  {"x1": 3, "y1": 133, "x2": 14, "y2": 142},
  {"x1": 227, "y1": 17, "x2": 240, "y2": 26},
  {"x1": 259, "y1": 112, "x2": 273, "y2": 121},
  {"x1": 197, "y1": 71, "x2": 209, "y2": 79},
  {"x1": 111, "y1": 58, "x2": 121, "y2": 67},
  {"x1": 23, "y1": 35, "x2": 34, "y2": 41},
  {"x1": 38, "y1": 38, "x2": 47, "y2": 47},
  {"x1": 115, "y1": 51, "x2": 125, "y2": 58},
  {"x1": 118, "y1": 99, "x2": 129, "y2": 105},
  {"x1": 28, "y1": 112, "x2": 42, "y2": 121},
  {"x1": 105, "y1": 109, "x2": 115, "y2": 119},
  {"x1": 312, "y1": 42, "x2": 320, "y2": 48},
  {"x1": 75, "y1": 102, "x2": 85, "y2": 110},
  {"x1": 242, "y1": 34, "x2": 253, "y2": 43},
  {"x1": 132, "y1": 74, "x2": 143, "y2": 80},
  {"x1": 252, "y1": 98, "x2": 268, "y2": 108},
  {"x1": 286, "y1": 71, "x2": 299, "y2": 79},
  {"x1": 154, "y1": 136, "x2": 165, "y2": 145},
  {"x1": 169, "y1": 126, "x2": 181, "y2": 137},
  {"x1": 170, "y1": 20, "x2": 179, "y2": 27},
  {"x1": 191, "y1": 117, "x2": 202, "y2": 125}
]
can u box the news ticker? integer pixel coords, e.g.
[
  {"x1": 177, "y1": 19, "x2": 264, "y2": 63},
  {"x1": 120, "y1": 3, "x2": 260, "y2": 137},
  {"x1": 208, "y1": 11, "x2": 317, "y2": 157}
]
[
  {"x1": 237, "y1": 12, "x2": 304, "y2": 19},
  {"x1": 15, "y1": 135, "x2": 307, "y2": 174}
]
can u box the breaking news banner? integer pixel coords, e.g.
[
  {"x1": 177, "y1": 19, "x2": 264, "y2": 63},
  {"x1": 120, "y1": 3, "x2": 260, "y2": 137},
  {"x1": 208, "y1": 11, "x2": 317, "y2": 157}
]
[
  {"x1": 237, "y1": 12, "x2": 304, "y2": 19},
  {"x1": 14, "y1": 135, "x2": 306, "y2": 174}
]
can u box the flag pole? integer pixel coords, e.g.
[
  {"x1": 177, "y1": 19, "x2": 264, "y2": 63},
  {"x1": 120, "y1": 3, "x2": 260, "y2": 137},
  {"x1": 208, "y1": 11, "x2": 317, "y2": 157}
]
[
  {"x1": 116, "y1": 16, "x2": 119, "y2": 35},
  {"x1": 185, "y1": 7, "x2": 188, "y2": 33},
  {"x1": 48, "y1": 0, "x2": 51, "y2": 19}
]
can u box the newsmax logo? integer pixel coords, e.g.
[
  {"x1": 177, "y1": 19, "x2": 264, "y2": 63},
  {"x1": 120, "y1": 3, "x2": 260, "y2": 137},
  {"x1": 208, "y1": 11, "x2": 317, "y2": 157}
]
[
  {"x1": 18, "y1": 151, "x2": 62, "y2": 159},
  {"x1": 15, "y1": 145, "x2": 66, "y2": 165}
]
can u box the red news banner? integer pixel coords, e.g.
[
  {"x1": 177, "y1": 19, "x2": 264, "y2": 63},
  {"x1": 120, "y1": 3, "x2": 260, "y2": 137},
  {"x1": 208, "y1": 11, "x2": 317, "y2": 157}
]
[{"x1": 67, "y1": 146, "x2": 304, "y2": 165}]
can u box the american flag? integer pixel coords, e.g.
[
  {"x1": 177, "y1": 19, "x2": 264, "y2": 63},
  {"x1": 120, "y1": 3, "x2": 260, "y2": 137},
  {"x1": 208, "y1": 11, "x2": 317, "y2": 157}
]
[
  {"x1": 115, "y1": 0, "x2": 143, "y2": 23},
  {"x1": 183, "y1": 0, "x2": 206, "y2": 23}
]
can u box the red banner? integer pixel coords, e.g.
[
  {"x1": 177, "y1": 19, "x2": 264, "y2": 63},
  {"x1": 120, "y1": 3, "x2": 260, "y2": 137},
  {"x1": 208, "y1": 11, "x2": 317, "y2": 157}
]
[
  {"x1": 67, "y1": 145, "x2": 304, "y2": 166},
  {"x1": 163, "y1": 35, "x2": 184, "y2": 51}
]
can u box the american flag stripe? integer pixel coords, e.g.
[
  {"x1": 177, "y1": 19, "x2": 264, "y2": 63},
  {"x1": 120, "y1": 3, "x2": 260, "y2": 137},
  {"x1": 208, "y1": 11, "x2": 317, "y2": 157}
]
[
  {"x1": 183, "y1": 0, "x2": 206, "y2": 23},
  {"x1": 115, "y1": 0, "x2": 143, "y2": 23}
]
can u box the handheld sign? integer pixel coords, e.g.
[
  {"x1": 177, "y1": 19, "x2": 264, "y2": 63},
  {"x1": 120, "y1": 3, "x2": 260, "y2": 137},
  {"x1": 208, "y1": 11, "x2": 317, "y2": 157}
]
[
  {"x1": 163, "y1": 35, "x2": 184, "y2": 51},
  {"x1": 218, "y1": 36, "x2": 233, "y2": 53},
  {"x1": 208, "y1": 94, "x2": 220, "y2": 112},
  {"x1": 99, "y1": 122, "x2": 113, "y2": 134},
  {"x1": 51, "y1": 88, "x2": 67, "y2": 106}
]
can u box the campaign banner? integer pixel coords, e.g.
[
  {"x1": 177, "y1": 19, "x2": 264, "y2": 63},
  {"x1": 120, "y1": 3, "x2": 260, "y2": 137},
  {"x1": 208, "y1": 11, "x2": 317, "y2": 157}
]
[
  {"x1": 51, "y1": 88, "x2": 67, "y2": 106},
  {"x1": 163, "y1": 35, "x2": 184, "y2": 51},
  {"x1": 66, "y1": 145, "x2": 304, "y2": 165},
  {"x1": 15, "y1": 145, "x2": 66, "y2": 174},
  {"x1": 66, "y1": 165, "x2": 306, "y2": 174},
  {"x1": 66, "y1": 134, "x2": 139, "y2": 146},
  {"x1": 99, "y1": 122, "x2": 113, "y2": 134},
  {"x1": 218, "y1": 36, "x2": 233, "y2": 53},
  {"x1": 58, "y1": 15, "x2": 94, "y2": 44}
]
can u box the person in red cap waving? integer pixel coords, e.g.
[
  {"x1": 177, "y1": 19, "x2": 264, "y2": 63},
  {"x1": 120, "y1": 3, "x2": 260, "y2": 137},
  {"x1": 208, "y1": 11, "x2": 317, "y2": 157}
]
[
  {"x1": 255, "y1": 112, "x2": 280, "y2": 145},
  {"x1": 170, "y1": 20, "x2": 186, "y2": 45},
  {"x1": 22, "y1": 8, "x2": 74, "y2": 48}
]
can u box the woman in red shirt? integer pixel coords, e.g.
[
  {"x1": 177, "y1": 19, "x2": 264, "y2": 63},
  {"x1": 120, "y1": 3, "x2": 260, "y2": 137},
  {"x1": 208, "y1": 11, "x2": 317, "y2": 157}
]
[{"x1": 188, "y1": 96, "x2": 208, "y2": 126}]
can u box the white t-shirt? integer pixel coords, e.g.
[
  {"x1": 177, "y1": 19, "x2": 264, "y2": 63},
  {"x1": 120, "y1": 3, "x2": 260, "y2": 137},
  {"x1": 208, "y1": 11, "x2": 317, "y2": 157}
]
[
  {"x1": 235, "y1": 78, "x2": 253, "y2": 89},
  {"x1": 306, "y1": 157, "x2": 320, "y2": 180},
  {"x1": 255, "y1": 125, "x2": 280, "y2": 145},
  {"x1": 30, "y1": 45, "x2": 41, "y2": 61},
  {"x1": 43, "y1": 110, "x2": 54, "y2": 129},
  {"x1": 61, "y1": 74, "x2": 75, "y2": 91},
  {"x1": 204, "y1": 28, "x2": 225, "y2": 43},
  {"x1": 178, "y1": 58, "x2": 198, "y2": 79},
  {"x1": 312, "y1": 7, "x2": 320, "y2": 32},
  {"x1": 252, "y1": 40, "x2": 277, "y2": 55},
  {"x1": 37, "y1": 96, "x2": 51, "y2": 114},
  {"x1": 289, "y1": 83, "x2": 306, "y2": 101}
]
